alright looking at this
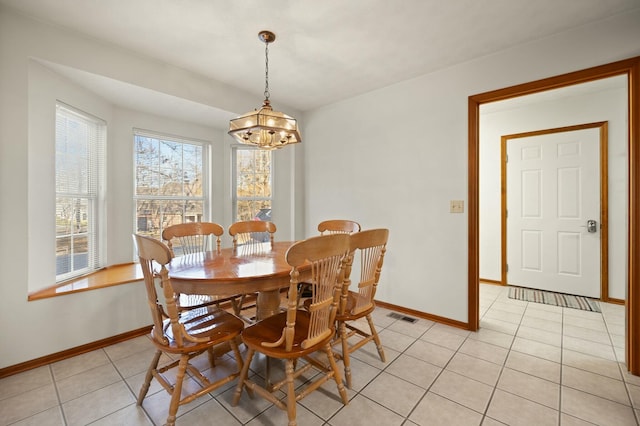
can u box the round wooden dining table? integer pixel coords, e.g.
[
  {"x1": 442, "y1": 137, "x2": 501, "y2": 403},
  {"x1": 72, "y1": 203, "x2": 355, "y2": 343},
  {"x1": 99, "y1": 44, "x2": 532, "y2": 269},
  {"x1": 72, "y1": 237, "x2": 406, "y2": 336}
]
[{"x1": 167, "y1": 241, "x2": 311, "y2": 320}]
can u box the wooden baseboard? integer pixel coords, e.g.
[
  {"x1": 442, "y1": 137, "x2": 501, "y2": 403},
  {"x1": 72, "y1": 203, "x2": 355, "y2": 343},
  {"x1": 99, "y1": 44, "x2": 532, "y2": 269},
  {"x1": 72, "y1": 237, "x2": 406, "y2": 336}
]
[
  {"x1": 2, "y1": 293, "x2": 269, "y2": 379},
  {"x1": 479, "y1": 279, "x2": 503, "y2": 286},
  {"x1": 0, "y1": 325, "x2": 152, "y2": 379},
  {"x1": 606, "y1": 297, "x2": 625, "y2": 305},
  {"x1": 375, "y1": 300, "x2": 470, "y2": 330},
  {"x1": 3, "y1": 293, "x2": 473, "y2": 379}
]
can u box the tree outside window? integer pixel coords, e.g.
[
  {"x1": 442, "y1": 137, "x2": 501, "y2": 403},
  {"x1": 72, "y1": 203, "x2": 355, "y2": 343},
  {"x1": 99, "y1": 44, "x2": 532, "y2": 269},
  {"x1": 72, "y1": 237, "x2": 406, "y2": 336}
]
[
  {"x1": 233, "y1": 147, "x2": 272, "y2": 222},
  {"x1": 55, "y1": 103, "x2": 106, "y2": 281},
  {"x1": 134, "y1": 132, "x2": 206, "y2": 240}
]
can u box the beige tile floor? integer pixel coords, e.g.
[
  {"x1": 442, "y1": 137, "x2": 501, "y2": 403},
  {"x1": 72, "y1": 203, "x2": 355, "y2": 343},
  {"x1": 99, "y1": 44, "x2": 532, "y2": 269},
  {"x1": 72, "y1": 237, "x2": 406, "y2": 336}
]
[{"x1": 1, "y1": 284, "x2": 639, "y2": 425}]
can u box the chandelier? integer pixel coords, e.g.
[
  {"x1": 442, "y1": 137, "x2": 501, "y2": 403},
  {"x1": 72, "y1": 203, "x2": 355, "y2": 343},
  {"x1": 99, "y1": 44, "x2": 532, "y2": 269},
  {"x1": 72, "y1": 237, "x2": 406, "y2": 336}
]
[{"x1": 228, "y1": 31, "x2": 301, "y2": 150}]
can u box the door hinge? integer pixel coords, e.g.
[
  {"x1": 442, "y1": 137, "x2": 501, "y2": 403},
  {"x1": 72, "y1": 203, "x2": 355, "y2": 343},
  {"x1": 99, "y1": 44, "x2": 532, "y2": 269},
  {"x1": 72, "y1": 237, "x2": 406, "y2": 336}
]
[{"x1": 505, "y1": 264, "x2": 509, "y2": 272}]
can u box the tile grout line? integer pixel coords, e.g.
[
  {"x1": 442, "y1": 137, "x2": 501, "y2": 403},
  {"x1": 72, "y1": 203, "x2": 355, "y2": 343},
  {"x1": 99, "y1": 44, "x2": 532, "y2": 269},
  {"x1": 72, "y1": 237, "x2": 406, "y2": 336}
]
[
  {"x1": 603, "y1": 309, "x2": 640, "y2": 425},
  {"x1": 321, "y1": 313, "x2": 410, "y2": 425},
  {"x1": 391, "y1": 318, "x2": 451, "y2": 424},
  {"x1": 48, "y1": 363, "x2": 69, "y2": 426},
  {"x1": 560, "y1": 308, "x2": 639, "y2": 412},
  {"x1": 6, "y1": 289, "x2": 637, "y2": 426},
  {"x1": 358, "y1": 314, "x2": 437, "y2": 424},
  {"x1": 103, "y1": 346, "x2": 156, "y2": 426},
  {"x1": 479, "y1": 288, "x2": 527, "y2": 424},
  {"x1": 558, "y1": 305, "x2": 565, "y2": 426},
  {"x1": 483, "y1": 288, "x2": 590, "y2": 424}
]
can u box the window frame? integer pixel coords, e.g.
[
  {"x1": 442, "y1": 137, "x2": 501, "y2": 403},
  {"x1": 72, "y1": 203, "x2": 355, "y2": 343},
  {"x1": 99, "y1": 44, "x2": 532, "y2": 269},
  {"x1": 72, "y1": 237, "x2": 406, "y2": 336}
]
[
  {"x1": 132, "y1": 129, "x2": 210, "y2": 242},
  {"x1": 55, "y1": 102, "x2": 107, "y2": 283},
  {"x1": 231, "y1": 145, "x2": 274, "y2": 222}
]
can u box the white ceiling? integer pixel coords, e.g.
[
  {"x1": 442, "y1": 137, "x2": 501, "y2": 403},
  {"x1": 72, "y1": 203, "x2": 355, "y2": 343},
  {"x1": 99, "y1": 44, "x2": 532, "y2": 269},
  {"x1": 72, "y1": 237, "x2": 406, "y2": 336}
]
[{"x1": 2, "y1": 0, "x2": 639, "y2": 126}]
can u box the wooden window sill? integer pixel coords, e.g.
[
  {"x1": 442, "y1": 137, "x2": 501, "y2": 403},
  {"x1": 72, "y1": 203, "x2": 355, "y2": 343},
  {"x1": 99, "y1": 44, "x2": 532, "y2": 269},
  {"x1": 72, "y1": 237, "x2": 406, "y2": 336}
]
[{"x1": 28, "y1": 263, "x2": 144, "y2": 301}]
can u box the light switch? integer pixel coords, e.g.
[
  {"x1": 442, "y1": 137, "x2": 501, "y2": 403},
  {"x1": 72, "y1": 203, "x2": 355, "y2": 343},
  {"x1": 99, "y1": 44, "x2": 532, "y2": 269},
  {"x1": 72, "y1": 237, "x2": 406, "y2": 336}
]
[{"x1": 450, "y1": 200, "x2": 464, "y2": 213}]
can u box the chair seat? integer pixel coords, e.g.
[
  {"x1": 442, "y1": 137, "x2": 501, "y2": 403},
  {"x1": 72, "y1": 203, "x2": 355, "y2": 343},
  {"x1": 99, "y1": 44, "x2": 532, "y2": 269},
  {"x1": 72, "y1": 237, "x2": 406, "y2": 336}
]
[
  {"x1": 242, "y1": 310, "x2": 335, "y2": 359},
  {"x1": 152, "y1": 308, "x2": 244, "y2": 354}
]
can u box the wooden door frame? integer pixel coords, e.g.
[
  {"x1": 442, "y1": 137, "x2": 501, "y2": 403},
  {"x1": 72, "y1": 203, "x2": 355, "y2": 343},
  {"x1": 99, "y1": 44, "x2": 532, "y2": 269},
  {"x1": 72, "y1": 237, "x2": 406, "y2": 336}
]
[
  {"x1": 501, "y1": 122, "x2": 609, "y2": 299},
  {"x1": 468, "y1": 56, "x2": 640, "y2": 374}
]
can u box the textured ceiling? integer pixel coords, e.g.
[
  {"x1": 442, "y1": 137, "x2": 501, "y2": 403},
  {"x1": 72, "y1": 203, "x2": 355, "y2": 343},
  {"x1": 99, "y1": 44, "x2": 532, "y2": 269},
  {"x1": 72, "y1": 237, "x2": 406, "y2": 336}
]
[{"x1": 2, "y1": 0, "x2": 639, "y2": 122}]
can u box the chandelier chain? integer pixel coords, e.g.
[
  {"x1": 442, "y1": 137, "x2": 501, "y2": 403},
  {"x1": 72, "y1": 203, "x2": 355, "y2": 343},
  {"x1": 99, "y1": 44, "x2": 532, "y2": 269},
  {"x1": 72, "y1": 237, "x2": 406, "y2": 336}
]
[{"x1": 264, "y1": 41, "x2": 270, "y2": 101}]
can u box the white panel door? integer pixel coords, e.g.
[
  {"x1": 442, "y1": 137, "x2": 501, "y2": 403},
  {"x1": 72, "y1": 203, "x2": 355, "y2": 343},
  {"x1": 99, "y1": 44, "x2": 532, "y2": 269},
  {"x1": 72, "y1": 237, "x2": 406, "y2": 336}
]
[{"x1": 506, "y1": 128, "x2": 601, "y2": 297}]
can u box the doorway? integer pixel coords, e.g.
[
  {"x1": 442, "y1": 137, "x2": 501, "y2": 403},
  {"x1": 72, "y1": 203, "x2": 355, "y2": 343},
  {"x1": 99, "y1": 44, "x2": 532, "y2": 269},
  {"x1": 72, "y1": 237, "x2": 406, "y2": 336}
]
[{"x1": 467, "y1": 56, "x2": 640, "y2": 374}]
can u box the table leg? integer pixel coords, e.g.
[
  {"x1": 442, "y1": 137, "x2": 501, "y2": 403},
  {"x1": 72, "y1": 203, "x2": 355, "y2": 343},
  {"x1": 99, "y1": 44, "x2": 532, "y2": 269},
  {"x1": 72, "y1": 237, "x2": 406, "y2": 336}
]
[
  {"x1": 256, "y1": 289, "x2": 282, "y2": 320},
  {"x1": 255, "y1": 289, "x2": 283, "y2": 391}
]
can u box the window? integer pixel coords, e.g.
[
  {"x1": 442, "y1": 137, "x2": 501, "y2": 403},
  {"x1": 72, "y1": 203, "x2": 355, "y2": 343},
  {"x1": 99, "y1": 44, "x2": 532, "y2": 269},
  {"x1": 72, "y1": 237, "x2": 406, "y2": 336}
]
[
  {"x1": 55, "y1": 103, "x2": 106, "y2": 282},
  {"x1": 233, "y1": 146, "x2": 272, "y2": 222},
  {"x1": 134, "y1": 130, "x2": 207, "y2": 240}
]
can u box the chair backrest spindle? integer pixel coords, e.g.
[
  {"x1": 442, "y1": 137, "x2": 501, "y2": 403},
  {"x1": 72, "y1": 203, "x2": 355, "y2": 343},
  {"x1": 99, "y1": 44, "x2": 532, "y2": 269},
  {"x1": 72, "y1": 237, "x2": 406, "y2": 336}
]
[
  {"x1": 342, "y1": 229, "x2": 389, "y2": 316},
  {"x1": 317, "y1": 219, "x2": 361, "y2": 235},
  {"x1": 162, "y1": 222, "x2": 224, "y2": 256},
  {"x1": 229, "y1": 220, "x2": 276, "y2": 254},
  {"x1": 283, "y1": 233, "x2": 350, "y2": 350}
]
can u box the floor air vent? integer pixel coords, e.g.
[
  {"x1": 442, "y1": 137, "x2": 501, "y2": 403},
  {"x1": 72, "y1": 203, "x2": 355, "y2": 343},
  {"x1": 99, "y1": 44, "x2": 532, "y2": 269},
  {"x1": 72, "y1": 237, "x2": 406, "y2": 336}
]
[{"x1": 387, "y1": 312, "x2": 418, "y2": 323}]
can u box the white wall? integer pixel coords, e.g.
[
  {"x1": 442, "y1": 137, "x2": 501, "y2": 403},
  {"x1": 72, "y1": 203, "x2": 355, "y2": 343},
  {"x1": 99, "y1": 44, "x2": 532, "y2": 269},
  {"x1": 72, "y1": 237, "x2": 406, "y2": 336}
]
[
  {"x1": 303, "y1": 10, "x2": 640, "y2": 322},
  {"x1": 479, "y1": 84, "x2": 628, "y2": 299},
  {"x1": 0, "y1": 7, "x2": 302, "y2": 368},
  {"x1": 27, "y1": 63, "x2": 232, "y2": 292},
  {"x1": 2, "y1": 4, "x2": 640, "y2": 368}
]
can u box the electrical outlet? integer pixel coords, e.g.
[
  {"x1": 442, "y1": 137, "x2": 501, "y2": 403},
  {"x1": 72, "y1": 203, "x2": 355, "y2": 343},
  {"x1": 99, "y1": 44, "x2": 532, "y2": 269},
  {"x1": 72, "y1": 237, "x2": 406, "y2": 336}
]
[{"x1": 450, "y1": 200, "x2": 464, "y2": 213}]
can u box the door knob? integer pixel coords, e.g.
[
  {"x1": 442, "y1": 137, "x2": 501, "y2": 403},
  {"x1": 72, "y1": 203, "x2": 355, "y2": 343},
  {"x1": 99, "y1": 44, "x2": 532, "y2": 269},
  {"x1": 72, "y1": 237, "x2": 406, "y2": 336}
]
[{"x1": 587, "y1": 219, "x2": 597, "y2": 233}]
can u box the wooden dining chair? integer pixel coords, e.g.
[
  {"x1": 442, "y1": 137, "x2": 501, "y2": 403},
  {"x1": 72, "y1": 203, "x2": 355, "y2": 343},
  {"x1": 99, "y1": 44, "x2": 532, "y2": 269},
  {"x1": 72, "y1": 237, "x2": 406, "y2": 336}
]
[
  {"x1": 297, "y1": 219, "x2": 361, "y2": 304},
  {"x1": 162, "y1": 222, "x2": 242, "y2": 314},
  {"x1": 318, "y1": 219, "x2": 361, "y2": 235},
  {"x1": 133, "y1": 234, "x2": 245, "y2": 426},
  {"x1": 335, "y1": 228, "x2": 389, "y2": 389},
  {"x1": 162, "y1": 222, "x2": 223, "y2": 256},
  {"x1": 228, "y1": 220, "x2": 277, "y2": 319},
  {"x1": 232, "y1": 233, "x2": 350, "y2": 426},
  {"x1": 229, "y1": 220, "x2": 276, "y2": 251}
]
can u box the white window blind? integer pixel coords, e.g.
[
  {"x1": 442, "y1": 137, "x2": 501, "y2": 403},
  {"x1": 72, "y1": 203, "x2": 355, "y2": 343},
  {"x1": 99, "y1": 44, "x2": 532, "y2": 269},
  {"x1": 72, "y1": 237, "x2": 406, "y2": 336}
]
[{"x1": 55, "y1": 102, "x2": 106, "y2": 282}]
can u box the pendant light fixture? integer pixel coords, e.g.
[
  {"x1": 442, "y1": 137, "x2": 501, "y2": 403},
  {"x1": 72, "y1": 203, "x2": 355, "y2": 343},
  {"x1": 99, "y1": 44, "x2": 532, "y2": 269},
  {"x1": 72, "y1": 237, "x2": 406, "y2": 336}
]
[{"x1": 228, "y1": 31, "x2": 301, "y2": 150}]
